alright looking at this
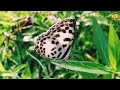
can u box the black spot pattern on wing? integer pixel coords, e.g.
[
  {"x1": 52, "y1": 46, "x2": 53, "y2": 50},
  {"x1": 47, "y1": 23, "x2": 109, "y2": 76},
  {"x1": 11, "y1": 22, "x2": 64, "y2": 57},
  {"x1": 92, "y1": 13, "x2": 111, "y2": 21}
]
[
  {"x1": 56, "y1": 41, "x2": 59, "y2": 45},
  {"x1": 54, "y1": 34, "x2": 60, "y2": 37},
  {"x1": 62, "y1": 44, "x2": 67, "y2": 48},
  {"x1": 51, "y1": 47, "x2": 56, "y2": 51},
  {"x1": 58, "y1": 47, "x2": 62, "y2": 51},
  {"x1": 57, "y1": 52, "x2": 62, "y2": 58},
  {"x1": 51, "y1": 41, "x2": 55, "y2": 44},
  {"x1": 64, "y1": 38, "x2": 72, "y2": 41}
]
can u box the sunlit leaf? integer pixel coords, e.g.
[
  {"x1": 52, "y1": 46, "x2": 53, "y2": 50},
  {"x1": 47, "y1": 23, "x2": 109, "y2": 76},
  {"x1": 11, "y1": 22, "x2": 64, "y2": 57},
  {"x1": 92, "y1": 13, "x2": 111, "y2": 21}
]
[
  {"x1": 0, "y1": 61, "x2": 6, "y2": 72},
  {"x1": 109, "y1": 23, "x2": 120, "y2": 71},
  {"x1": 0, "y1": 21, "x2": 15, "y2": 26}
]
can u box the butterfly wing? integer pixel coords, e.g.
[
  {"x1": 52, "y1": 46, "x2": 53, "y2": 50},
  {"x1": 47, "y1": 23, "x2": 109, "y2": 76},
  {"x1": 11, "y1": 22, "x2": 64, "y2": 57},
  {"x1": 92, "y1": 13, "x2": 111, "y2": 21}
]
[{"x1": 35, "y1": 18, "x2": 76, "y2": 59}]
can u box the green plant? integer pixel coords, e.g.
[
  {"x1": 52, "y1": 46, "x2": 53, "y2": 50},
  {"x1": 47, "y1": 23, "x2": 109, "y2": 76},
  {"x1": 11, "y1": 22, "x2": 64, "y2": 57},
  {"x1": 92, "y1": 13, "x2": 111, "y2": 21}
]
[{"x1": 0, "y1": 11, "x2": 120, "y2": 79}]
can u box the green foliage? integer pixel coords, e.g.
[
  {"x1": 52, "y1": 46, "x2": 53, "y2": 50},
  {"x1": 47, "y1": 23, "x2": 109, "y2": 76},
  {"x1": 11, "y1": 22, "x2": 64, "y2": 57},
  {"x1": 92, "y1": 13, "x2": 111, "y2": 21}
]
[
  {"x1": 92, "y1": 17, "x2": 109, "y2": 65},
  {"x1": 108, "y1": 23, "x2": 120, "y2": 71},
  {"x1": 51, "y1": 60, "x2": 111, "y2": 74},
  {"x1": 0, "y1": 11, "x2": 120, "y2": 79}
]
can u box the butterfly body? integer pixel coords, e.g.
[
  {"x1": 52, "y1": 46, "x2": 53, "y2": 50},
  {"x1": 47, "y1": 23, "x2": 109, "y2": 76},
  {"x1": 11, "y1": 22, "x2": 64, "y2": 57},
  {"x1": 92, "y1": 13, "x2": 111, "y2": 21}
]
[{"x1": 35, "y1": 18, "x2": 76, "y2": 59}]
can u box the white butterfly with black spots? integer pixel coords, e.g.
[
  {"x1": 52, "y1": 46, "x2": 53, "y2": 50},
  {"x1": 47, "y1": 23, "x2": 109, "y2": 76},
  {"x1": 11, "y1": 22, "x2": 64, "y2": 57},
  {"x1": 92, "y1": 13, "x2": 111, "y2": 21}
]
[{"x1": 34, "y1": 18, "x2": 76, "y2": 59}]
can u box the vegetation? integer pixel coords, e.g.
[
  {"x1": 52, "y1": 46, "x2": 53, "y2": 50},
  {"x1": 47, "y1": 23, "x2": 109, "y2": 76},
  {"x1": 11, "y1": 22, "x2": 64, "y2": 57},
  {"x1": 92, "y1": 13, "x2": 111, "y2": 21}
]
[{"x1": 0, "y1": 11, "x2": 120, "y2": 79}]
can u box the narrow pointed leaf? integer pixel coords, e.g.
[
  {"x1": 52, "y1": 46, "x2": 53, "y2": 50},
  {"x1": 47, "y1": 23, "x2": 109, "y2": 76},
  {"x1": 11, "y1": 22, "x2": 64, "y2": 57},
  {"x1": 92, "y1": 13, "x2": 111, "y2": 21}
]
[
  {"x1": 51, "y1": 60, "x2": 111, "y2": 74},
  {"x1": 116, "y1": 41, "x2": 120, "y2": 71},
  {"x1": 92, "y1": 17, "x2": 109, "y2": 65},
  {"x1": 109, "y1": 23, "x2": 120, "y2": 71}
]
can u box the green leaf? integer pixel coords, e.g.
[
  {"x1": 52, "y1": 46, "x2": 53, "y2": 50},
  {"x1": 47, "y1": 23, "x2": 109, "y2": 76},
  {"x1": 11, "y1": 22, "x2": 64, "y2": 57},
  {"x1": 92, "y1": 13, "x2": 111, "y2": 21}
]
[
  {"x1": 51, "y1": 60, "x2": 111, "y2": 74},
  {"x1": 0, "y1": 61, "x2": 6, "y2": 72},
  {"x1": 1, "y1": 72, "x2": 16, "y2": 78},
  {"x1": 0, "y1": 29, "x2": 6, "y2": 35},
  {"x1": 103, "y1": 74, "x2": 112, "y2": 79},
  {"x1": 22, "y1": 63, "x2": 31, "y2": 79},
  {"x1": 0, "y1": 21, "x2": 15, "y2": 26},
  {"x1": 0, "y1": 36, "x2": 6, "y2": 46},
  {"x1": 32, "y1": 66, "x2": 39, "y2": 79},
  {"x1": 116, "y1": 42, "x2": 120, "y2": 71},
  {"x1": 92, "y1": 17, "x2": 109, "y2": 65},
  {"x1": 109, "y1": 23, "x2": 120, "y2": 71},
  {"x1": 79, "y1": 72, "x2": 98, "y2": 79},
  {"x1": 13, "y1": 64, "x2": 26, "y2": 73}
]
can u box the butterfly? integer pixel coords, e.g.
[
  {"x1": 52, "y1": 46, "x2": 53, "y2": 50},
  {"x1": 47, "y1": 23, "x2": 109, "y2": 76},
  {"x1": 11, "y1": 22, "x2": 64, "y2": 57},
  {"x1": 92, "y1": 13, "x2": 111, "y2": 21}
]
[{"x1": 34, "y1": 18, "x2": 76, "y2": 60}]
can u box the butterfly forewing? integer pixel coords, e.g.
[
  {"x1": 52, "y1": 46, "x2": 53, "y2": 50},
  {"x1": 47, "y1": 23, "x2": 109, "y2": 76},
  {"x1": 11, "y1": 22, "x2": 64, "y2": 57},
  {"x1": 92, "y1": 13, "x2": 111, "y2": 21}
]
[{"x1": 35, "y1": 18, "x2": 76, "y2": 60}]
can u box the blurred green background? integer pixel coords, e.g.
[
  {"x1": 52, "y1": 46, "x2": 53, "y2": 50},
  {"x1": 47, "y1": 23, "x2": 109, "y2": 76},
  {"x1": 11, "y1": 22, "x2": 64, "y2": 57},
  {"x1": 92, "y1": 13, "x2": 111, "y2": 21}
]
[{"x1": 0, "y1": 11, "x2": 120, "y2": 79}]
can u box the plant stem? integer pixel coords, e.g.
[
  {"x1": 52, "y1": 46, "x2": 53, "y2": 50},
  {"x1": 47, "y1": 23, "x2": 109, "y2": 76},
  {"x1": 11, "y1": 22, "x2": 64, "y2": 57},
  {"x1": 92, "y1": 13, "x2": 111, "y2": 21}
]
[
  {"x1": 111, "y1": 71, "x2": 115, "y2": 79},
  {"x1": 26, "y1": 51, "x2": 49, "y2": 79}
]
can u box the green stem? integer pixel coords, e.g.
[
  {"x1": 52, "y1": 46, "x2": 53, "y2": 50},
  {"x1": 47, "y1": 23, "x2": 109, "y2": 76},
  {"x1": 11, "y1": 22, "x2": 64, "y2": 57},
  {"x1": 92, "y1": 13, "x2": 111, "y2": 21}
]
[
  {"x1": 26, "y1": 51, "x2": 49, "y2": 79},
  {"x1": 111, "y1": 70, "x2": 115, "y2": 79}
]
